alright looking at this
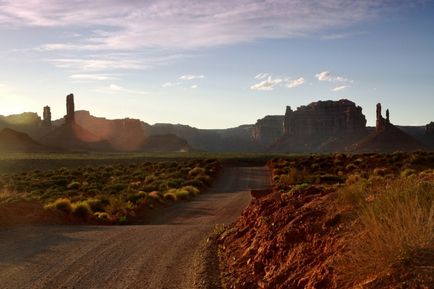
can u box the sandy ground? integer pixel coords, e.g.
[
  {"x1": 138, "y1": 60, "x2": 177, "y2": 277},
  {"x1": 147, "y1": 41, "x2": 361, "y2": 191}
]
[{"x1": 0, "y1": 166, "x2": 270, "y2": 289}]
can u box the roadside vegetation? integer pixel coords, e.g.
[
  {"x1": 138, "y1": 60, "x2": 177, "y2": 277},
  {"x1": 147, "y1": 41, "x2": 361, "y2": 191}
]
[
  {"x1": 0, "y1": 159, "x2": 220, "y2": 224},
  {"x1": 220, "y1": 151, "x2": 433, "y2": 288}
]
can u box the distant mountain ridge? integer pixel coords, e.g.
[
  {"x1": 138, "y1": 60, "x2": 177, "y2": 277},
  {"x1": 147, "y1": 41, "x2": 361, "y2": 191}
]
[{"x1": 1, "y1": 96, "x2": 433, "y2": 153}]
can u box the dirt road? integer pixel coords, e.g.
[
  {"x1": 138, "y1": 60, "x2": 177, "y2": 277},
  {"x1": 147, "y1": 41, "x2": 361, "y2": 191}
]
[{"x1": 0, "y1": 166, "x2": 270, "y2": 289}]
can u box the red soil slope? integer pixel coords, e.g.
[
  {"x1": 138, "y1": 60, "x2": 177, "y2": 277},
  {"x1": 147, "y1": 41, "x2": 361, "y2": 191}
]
[{"x1": 219, "y1": 184, "x2": 433, "y2": 289}]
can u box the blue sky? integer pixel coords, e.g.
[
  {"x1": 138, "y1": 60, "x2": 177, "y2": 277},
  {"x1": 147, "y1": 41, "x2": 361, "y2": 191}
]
[{"x1": 0, "y1": 0, "x2": 433, "y2": 128}]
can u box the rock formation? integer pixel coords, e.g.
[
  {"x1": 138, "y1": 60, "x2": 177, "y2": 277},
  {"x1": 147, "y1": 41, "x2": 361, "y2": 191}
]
[
  {"x1": 252, "y1": 115, "x2": 284, "y2": 146},
  {"x1": 354, "y1": 103, "x2": 425, "y2": 152},
  {"x1": 271, "y1": 99, "x2": 368, "y2": 152},
  {"x1": 376, "y1": 103, "x2": 390, "y2": 132},
  {"x1": 65, "y1": 93, "x2": 75, "y2": 123},
  {"x1": 284, "y1": 100, "x2": 366, "y2": 137},
  {"x1": 42, "y1": 106, "x2": 52, "y2": 129},
  {"x1": 426, "y1": 122, "x2": 434, "y2": 135},
  {"x1": 40, "y1": 94, "x2": 111, "y2": 151}
]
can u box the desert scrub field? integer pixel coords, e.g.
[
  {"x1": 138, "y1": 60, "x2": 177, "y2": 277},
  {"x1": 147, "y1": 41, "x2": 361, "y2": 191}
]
[
  {"x1": 0, "y1": 159, "x2": 221, "y2": 224},
  {"x1": 268, "y1": 151, "x2": 434, "y2": 191}
]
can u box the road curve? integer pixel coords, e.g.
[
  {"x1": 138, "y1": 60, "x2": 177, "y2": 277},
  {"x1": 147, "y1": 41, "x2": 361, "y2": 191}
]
[{"x1": 0, "y1": 166, "x2": 270, "y2": 289}]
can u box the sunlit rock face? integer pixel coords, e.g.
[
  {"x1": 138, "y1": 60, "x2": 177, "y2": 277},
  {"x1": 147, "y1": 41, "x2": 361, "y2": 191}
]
[
  {"x1": 73, "y1": 111, "x2": 147, "y2": 151},
  {"x1": 271, "y1": 99, "x2": 368, "y2": 152}
]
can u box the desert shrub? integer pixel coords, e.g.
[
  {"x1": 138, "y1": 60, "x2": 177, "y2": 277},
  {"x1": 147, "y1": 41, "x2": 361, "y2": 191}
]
[
  {"x1": 105, "y1": 182, "x2": 128, "y2": 194},
  {"x1": 167, "y1": 178, "x2": 183, "y2": 188},
  {"x1": 188, "y1": 167, "x2": 206, "y2": 177},
  {"x1": 72, "y1": 201, "x2": 92, "y2": 218},
  {"x1": 195, "y1": 174, "x2": 211, "y2": 186},
  {"x1": 67, "y1": 181, "x2": 80, "y2": 190},
  {"x1": 147, "y1": 191, "x2": 164, "y2": 205},
  {"x1": 182, "y1": 185, "x2": 200, "y2": 196},
  {"x1": 339, "y1": 177, "x2": 434, "y2": 285},
  {"x1": 319, "y1": 174, "x2": 343, "y2": 184},
  {"x1": 163, "y1": 191, "x2": 177, "y2": 201},
  {"x1": 86, "y1": 198, "x2": 105, "y2": 212},
  {"x1": 126, "y1": 191, "x2": 147, "y2": 204},
  {"x1": 345, "y1": 163, "x2": 357, "y2": 171},
  {"x1": 337, "y1": 179, "x2": 369, "y2": 207},
  {"x1": 94, "y1": 212, "x2": 111, "y2": 221},
  {"x1": 175, "y1": 188, "x2": 190, "y2": 200},
  {"x1": 45, "y1": 197, "x2": 73, "y2": 214},
  {"x1": 182, "y1": 179, "x2": 206, "y2": 190},
  {"x1": 373, "y1": 167, "x2": 388, "y2": 176},
  {"x1": 400, "y1": 168, "x2": 417, "y2": 177}
]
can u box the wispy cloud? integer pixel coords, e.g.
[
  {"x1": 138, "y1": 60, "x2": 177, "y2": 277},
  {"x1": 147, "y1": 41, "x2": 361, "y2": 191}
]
[
  {"x1": 69, "y1": 74, "x2": 118, "y2": 81},
  {"x1": 287, "y1": 77, "x2": 305, "y2": 88},
  {"x1": 191, "y1": 84, "x2": 198, "y2": 89},
  {"x1": 255, "y1": 73, "x2": 271, "y2": 80},
  {"x1": 162, "y1": 82, "x2": 181, "y2": 87},
  {"x1": 0, "y1": 1, "x2": 415, "y2": 51},
  {"x1": 332, "y1": 85, "x2": 350, "y2": 92},
  {"x1": 49, "y1": 58, "x2": 145, "y2": 71},
  {"x1": 250, "y1": 76, "x2": 282, "y2": 91},
  {"x1": 97, "y1": 84, "x2": 147, "y2": 95},
  {"x1": 315, "y1": 71, "x2": 353, "y2": 83},
  {"x1": 179, "y1": 74, "x2": 205, "y2": 81}
]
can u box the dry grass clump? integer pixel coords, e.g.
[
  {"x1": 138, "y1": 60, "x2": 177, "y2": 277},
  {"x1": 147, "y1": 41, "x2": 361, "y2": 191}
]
[
  {"x1": 72, "y1": 201, "x2": 92, "y2": 218},
  {"x1": 339, "y1": 177, "x2": 434, "y2": 286},
  {"x1": 45, "y1": 197, "x2": 73, "y2": 214}
]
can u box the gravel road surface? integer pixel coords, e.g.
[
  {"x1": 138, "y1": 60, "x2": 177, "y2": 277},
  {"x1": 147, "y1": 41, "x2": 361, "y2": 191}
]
[{"x1": 0, "y1": 166, "x2": 270, "y2": 289}]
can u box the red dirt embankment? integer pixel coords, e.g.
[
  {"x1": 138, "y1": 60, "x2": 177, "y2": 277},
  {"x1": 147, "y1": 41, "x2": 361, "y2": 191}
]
[{"x1": 219, "y1": 183, "x2": 433, "y2": 289}]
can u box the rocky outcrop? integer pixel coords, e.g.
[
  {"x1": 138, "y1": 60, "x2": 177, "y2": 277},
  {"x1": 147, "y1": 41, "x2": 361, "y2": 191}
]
[
  {"x1": 353, "y1": 104, "x2": 426, "y2": 152},
  {"x1": 376, "y1": 103, "x2": 390, "y2": 132},
  {"x1": 252, "y1": 115, "x2": 284, "y2": 147},
  {"x1": 42, "y1": 106, "x2": 52, "y2": 129},
  {"x1": 65, "y1": 93, "x2": 75, "y2": 123},
  {"x1": 426, "y1": 122, "x2": 434, "y2": 135},
  {"x1": 40, "y1": 95, "x2": 111, "y2": 152},
  {"x1": 271, "y1": 99, "x2": 368, "y2": 152}
]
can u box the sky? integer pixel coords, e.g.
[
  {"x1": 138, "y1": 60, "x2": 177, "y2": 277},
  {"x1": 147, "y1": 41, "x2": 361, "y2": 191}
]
[{"x1": 0, "y1": 0, "x2": 433, "y2": 129}]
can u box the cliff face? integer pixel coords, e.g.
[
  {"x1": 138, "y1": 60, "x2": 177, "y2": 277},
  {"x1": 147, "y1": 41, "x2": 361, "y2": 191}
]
[
  {"x1": 283, "y1": 99, "x2": 366, "y2": 136},
  {"x1": 271, "y1": 99, "x2": 368, "y2": 152},
  {"x1": 252, "y1": 115, "x2": 284, "y2": 147}
]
